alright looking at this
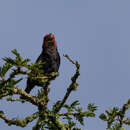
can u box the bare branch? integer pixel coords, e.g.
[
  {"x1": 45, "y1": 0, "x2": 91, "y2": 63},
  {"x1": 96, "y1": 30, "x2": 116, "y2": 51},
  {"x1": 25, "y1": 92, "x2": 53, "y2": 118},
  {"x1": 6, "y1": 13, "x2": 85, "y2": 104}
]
[{"x1": 54, "y1": 55, "x2": 80, "y2": 113}]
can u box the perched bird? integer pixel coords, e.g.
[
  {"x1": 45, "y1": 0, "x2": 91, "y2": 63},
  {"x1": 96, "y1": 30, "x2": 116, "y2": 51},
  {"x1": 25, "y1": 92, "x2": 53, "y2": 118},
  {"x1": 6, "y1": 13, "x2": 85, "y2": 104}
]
[{"x1": 24, "y1": 33, "x2": 60, "y2": 94}]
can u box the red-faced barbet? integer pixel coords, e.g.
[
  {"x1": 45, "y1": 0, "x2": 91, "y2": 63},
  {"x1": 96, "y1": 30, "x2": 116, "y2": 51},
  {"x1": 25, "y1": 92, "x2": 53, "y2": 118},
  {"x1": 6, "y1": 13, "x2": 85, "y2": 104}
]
[{"x1": 24, "y1": 33, "x2": 60, "y2": 94}]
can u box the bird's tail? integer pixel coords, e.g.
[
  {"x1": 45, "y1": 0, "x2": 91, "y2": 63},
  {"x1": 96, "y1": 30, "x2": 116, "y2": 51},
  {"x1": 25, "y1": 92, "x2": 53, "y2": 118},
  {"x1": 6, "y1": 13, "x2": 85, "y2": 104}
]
[
  {"x1": 20, "y1": 78, "x2": 34, "y2": 100},
  {"x1": 25, "y1": 78, "x2": 35, "y2": 94}
]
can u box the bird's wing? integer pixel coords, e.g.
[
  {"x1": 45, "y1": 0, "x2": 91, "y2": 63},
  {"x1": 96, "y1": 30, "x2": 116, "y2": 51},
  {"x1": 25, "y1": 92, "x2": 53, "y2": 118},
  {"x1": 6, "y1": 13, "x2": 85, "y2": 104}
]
[
  {"x1": 56, "y1": 51, "x2": 60, "y2": 70},
  {"x1": 36, "y1": 53, "x2": 44, "y2": 63}
]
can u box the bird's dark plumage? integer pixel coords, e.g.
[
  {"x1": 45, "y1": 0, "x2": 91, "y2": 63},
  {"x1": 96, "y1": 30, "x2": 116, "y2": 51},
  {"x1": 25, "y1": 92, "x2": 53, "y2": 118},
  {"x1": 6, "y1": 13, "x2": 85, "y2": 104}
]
[{"x1": 24, "y1": 33, "x2": 60, "y2": 94}]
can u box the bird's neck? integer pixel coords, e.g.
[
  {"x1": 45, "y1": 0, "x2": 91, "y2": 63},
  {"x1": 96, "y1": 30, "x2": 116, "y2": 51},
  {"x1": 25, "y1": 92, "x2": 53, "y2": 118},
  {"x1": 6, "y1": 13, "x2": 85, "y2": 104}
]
[{"x1": 42, "y1": 46, "x2": 57, "y2": 55}]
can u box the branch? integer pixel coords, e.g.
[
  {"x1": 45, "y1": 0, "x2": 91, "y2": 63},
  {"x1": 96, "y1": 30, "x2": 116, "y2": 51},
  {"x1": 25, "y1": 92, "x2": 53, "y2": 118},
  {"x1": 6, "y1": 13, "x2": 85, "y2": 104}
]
[
  {"x1": 53, "y1": 118, "x2": 66, "y2": 130},
  {"x1": 33, "y1": 112, "x2": 67, "y2": 130},
  {"x1": 54, "y1": 55, "x2": 80, "y2": 113},
  {"x1": 0, "y1": 50, "x2": 84, "y2": 129},
  {"x1": 0, "y1": 111, "x2": 39, "y2": 127},
  {"x1": 11, "y1": 87, "x2": 47, "y2": 108},
  {"x1": 99, "y1": 98, "x2": 130, "y2": 129}
]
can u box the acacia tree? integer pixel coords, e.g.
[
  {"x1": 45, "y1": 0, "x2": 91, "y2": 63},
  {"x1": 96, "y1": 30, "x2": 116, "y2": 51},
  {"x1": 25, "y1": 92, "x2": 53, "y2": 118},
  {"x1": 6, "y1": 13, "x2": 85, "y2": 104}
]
[{"x1": 0, "y1": 49, "x2": 130, "y2": 130}]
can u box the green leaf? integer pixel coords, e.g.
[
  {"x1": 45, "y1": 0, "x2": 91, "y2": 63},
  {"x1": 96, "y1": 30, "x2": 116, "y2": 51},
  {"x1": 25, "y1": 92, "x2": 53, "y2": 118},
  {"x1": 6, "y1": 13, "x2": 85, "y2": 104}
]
[
  {"x1": 83, "y1": 111, "x2": 95, "y2": 117},
  {"x1": 6, "y1": 78, "x2": 22, "y2": 88},
  {"x1": 124, "y1": 118, "x2": 130, "y2": 125},
  {"x1": 99, "y1": 113, "x2": 107, "y2": 121},
  {"x1": 74, "y1": 113, "x2": 84, "y2": 125},
  {"x1": 63, "y1": 104, "x2": 70, "y2": 109},
  {"x1": 76, "y1": 108, "x2": 82, "y2": 113},
  {"x1": 0, "y1": 111, "x2": 4, "y2": 115},
  {"x1": 72, "y1": 128, "x2": 81, "y2": 130},
  {"x1": 0, "y1": 63, "x2": 12, "y2": 77},
  {"x1": 21, "y1": 59, "x2": 30, "y2": 65},
  {"x1": 12, "y1": 49, "x2": 22, "y2": 62},
  {"x1": 52, "y1": 100, "x2": 61, "y2": 112},
  {"x1": 13, "y1": 78, "x2": 23, "y2": 85},
  {"x1": 119, "y1": 128, "x2": 125, "y2": 130},
  {"x1": 37, "y1": 89, "x2": 46, "y2": 101},
  {"x1": 71, "y1": 100, "x2": 80, "y2": 108},
  {"x1": 3, "y1": 57, "x2": 16, "y2": 65},
  {"x1": 87, "y1": 103, "x2": 97, "y2": 112},
  {"x1": 68, "y1": 120, "x2": 76, "y2": 128},
  {"x1": 127, "y1": 99, "x2": 130, "y2": 104}
]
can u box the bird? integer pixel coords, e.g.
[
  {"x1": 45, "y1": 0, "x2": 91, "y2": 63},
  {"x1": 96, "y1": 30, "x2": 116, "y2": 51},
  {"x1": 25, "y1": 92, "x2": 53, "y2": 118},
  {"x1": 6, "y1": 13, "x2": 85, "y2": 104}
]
[{"x1": 24, "y1": 33, "x2": 60, "y2": 94}]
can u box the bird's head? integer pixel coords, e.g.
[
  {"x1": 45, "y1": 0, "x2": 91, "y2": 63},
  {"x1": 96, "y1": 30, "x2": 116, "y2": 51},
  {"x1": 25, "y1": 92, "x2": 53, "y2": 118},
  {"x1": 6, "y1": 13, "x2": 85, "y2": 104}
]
[{"x1": 42, "y1": 33, "x2": 57, "y2": 49}]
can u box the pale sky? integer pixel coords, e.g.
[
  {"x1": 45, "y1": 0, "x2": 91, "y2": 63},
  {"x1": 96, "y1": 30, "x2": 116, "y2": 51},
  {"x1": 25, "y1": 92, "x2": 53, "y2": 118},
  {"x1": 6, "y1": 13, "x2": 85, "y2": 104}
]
[{"x1": 0, "y1": 0, "x2": 130, "y2": 130}]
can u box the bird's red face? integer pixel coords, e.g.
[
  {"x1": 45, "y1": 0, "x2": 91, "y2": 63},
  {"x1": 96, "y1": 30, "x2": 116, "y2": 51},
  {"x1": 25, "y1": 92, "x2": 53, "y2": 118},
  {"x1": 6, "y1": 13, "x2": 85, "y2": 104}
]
[{"x1": 42, "y1": 33, "x2": 57, "y2": 49}]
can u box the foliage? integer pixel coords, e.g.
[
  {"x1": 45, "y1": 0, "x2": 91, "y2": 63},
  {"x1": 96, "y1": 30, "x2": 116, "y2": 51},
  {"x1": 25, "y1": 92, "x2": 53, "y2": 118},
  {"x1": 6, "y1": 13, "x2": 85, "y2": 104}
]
[
  {"x1": 0, "y1": 49, "x2": 97, "y2": 130},
  {"x1": 0, "y1": 49, "x2": 130, "y2": 130},
  {"x1": 99, "y1": 99, "x2": 130, "y2": 130}
]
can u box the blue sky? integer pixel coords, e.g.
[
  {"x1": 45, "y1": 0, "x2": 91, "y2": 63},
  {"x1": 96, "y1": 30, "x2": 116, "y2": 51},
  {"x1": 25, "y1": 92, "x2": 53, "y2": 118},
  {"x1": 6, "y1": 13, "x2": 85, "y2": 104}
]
[{"x1": 0, "y1": 0, "x2": 130, "y2": 130}]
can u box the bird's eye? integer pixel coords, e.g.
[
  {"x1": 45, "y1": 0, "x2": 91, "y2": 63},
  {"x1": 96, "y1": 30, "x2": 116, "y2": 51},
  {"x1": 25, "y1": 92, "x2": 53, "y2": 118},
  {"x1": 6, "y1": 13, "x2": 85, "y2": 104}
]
[
  {"x1": 44, "y1": 33, "x2": 54, "y2": 41},
  {"x1": 44, "y1": 37, "x2": 48, "y2": 41}
]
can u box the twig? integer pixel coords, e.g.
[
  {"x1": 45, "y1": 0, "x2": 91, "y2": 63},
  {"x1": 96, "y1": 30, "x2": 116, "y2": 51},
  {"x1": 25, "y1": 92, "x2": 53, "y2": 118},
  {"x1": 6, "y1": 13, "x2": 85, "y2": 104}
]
[
  {"x1": 32, "y1": 117, "x2": 41, "y2": 130},
  {"x1": 63, "y1": 54, "x2": 76, "y2": 65},
  {"x1": 54, "y1": 55, "x2": 80, "y2": 113}
]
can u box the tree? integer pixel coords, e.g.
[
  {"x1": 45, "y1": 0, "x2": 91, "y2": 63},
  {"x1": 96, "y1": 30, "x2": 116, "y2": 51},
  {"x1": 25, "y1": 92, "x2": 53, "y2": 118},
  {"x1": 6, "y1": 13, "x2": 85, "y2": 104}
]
[{"x1": 0, "y1": 49, "x2": 130, "y2": 130}]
